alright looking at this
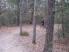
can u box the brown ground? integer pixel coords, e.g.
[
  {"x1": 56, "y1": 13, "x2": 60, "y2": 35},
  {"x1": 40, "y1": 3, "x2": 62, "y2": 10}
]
[{"x1": 0, "y1": 24, "x2": 69, "y2": 52}]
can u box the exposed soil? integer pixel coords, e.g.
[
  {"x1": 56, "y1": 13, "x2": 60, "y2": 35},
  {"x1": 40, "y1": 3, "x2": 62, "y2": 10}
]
[{"x1": 0, "y1": 24, "x2": 69, "y2": 52}]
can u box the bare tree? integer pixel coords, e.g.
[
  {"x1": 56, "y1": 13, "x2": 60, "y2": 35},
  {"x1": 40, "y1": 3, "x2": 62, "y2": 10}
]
[
  {"x1": 17, "y1": 0, "x2": 20, "y2": 26},
  {"x1": 61, "y1": 0, "x2": 65, "y2": 38},
  {"x1": 0, "y1": 0, "x2": 1, "y2": 15},
  {"x1": 19, "y1": 0, "x2": 23, "y2": 35},
  {"x1": 43, "y1": 0, "x2": 55, "y2": 52},
  {"x1": 32, "y1": 0, "x2": 37, "y2": 44}
]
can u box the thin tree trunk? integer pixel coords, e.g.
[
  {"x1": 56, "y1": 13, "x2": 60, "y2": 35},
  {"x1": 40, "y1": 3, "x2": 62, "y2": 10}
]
[
  {"x1": 67, "y1": 0, "x2": 68, "y2": 8},
  {"x1": 0, "y1": 0, "x2": 1, "y2": 15},
  {"x1": 0, "y1": 0, "x2": 1, "y2": 26},
  {"x1": 17, "y1": 0, "x2": 20, "y2": 26},
  {"x1": 61, "y1": 0, "x2": 65, "y2": 38},
  {"x1": 27, "y1": 0, "x2": 28, "y2": 11},
  {"x1": 32, "y1": 0, "x2": 37, "y2": 44},
  {"x1": 19, "y1": 0, "x2": 23, "y2": 35},
  {"x1": 43, "y1": 0, "x2": 55, "y2": 52}
]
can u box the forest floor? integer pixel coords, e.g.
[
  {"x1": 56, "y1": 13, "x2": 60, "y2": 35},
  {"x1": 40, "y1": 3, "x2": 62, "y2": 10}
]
[{"x1": 0, "y1": 24, "x2": 69, "y2": 52}]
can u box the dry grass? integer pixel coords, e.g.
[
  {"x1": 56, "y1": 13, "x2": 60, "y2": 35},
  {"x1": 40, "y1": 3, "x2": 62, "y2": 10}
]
[{"x1": 20, "y1": 31, "x2": 29, "y2": 36}]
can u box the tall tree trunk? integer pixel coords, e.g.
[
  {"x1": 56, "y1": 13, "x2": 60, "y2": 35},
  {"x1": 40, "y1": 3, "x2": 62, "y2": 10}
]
[
  {"x1": 32, "y1": 0, "x2": 37, "y2": 44},
  {"x1": 0, "y1": 0, "x2": 1, "y2": 27},
  {"x1": 43, "y1": 0, "x2": 55, "y2": 52},
  {"x1": 27, "y1": 0, "x2": 28, "y2": 11},
  {"x1": 17, "y1": 0, "x2": 20, "y2": 26},
  {"x1": 0, "y1": 0, "x2": 1, "y2": 15},
  {"x1": 61, "y1": 0, "x2": 65, "y2": 38},
  {"x1": 19, "y1": 0, "x2": 23, "y2": 35}
]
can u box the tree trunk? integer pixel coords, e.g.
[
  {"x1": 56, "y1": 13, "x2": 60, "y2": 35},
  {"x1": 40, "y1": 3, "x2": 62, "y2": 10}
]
[
  {"x1": 17, "y1": 0, "x2": 20, "y2": 26},
  {"x1": 61, "y1": 0, "x2": 65, "y2": 38},
  {"x1": 43, "y1": 0, "x2": 55, "y2": 52},
  {"x1": 19, "y1": 0, "x2": 23, "y2": 35},
  {"x1": 0, "y1": 0, "x2": 1, "y2": 15},
  {"x1": 32, "y1": 0, "x2": 37, "y2": 44}
]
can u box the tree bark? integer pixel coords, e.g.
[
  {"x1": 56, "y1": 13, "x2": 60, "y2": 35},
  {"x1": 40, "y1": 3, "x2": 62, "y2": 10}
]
[
  {"x1": 19, "y1": 0, "x2": 23, "y2": 35},
  {"x1": 32, "y1": 0, "x2": 37, "y2": 44},
  {"x1": 0, "y1": 0, "x2": 1, "y2": 15},
  {"x1": 61, "y1": 0, "x2": 65, "y2": 38},
  {"x1": 43, "y1": 0, "x2": 55, "y2": 52},
  {"x1": 17, "y1": 0, "x2": 20, "y2": 26}
]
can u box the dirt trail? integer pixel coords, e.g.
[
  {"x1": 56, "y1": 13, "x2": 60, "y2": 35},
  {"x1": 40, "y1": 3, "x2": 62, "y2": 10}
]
[
  {"x1": 0, "y1": 24, "x2": 69, "y2": 52},
  {"x1": 0, "y1": 27, "x2": 30, "y2": 52}
]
